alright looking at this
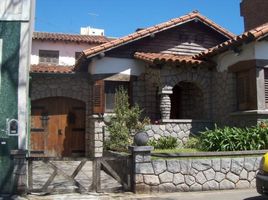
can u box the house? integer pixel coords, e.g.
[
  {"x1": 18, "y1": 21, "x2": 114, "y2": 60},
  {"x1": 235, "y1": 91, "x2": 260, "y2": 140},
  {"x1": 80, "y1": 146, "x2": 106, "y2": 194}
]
[
  {"x1": 0, "y1": 0, "x2": 35, "y2": 193},
  {"x1": 30, "y1": 11, "x2": 235, "y2": 158},
  {"x1": 29, "y1": 31, "x2": 111, "y2": 157},
  {"x1": 30, "y1": 0, "x2": 268, "y2": 158}
]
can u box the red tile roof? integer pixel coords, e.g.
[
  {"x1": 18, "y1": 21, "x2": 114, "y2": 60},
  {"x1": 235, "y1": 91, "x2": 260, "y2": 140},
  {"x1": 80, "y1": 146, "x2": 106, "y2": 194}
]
[
  {"x1": 134, "y1": 52, "x2": 210, "y2": 66},
  {"x1": 196, "y1": 23, "x2": 268, "y2": 59},
  {"x1": 75, "y1": 11, "x2": 234, "y2": 70},
  {"x1": 30, "y1": 64, "x2": 74, "y2": 74},
  {"x1": 33, "y1": 32, "x2": 112, "y2": 44}
]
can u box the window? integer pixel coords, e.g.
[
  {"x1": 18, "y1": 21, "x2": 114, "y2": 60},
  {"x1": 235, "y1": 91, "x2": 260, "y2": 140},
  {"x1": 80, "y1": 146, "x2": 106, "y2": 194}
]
[
  {"x1": 236, "y1": 69, "x2": 256, "y2": 111},
  {"x1": 39, "y1": 50, "x2": 59, "y2": 64},
  {"x1": 75, "y1": 52, "x2": 81, "y2": 60},
  {"x1": 105, "y1": 81, "x2": 129, "y2": 112},
  {"x1": 93, "y1": 80, "x2": 129, "y2": 113},
  {"x1": 265, "y1": 69, "x2": 268, "y2": 108}
]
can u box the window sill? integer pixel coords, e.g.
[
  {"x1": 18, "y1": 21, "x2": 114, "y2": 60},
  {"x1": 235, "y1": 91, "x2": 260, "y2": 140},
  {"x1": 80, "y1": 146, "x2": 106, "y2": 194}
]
[{"x1": 230, "y1": 110, "x2": 268, "y2": 116}]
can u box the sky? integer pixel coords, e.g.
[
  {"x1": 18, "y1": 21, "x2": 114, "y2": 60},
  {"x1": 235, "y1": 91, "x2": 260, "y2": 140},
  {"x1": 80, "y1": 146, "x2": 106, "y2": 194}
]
[{"x1": 35, "y1": 0, "x2": 243, "y2": 38}]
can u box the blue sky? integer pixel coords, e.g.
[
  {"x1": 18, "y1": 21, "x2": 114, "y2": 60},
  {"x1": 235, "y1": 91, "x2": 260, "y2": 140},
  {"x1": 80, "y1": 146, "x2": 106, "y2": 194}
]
[{"x1": 35, "y1": 0, "x2": 243, "y2": 38}]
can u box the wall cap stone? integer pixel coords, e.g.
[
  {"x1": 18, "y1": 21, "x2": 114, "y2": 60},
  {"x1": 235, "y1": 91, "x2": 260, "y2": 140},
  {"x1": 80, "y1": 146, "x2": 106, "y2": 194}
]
[
  {"x1": 152, "y1": 149, "x2": 268, "y2": 158},
  {"x1": 129, "y1": 146, "x2": 154, "y2": 152},
  {"x1": 161, "y1": 119, "x2": 213, "y2": 123}
]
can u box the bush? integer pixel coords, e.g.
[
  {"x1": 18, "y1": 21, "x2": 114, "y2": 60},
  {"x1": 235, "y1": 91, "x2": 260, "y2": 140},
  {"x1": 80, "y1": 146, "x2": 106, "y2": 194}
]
[
  {"x1": 185, "y1": 137, "x2": 201, "y2": 149},
  {"x1": 199, "y1": 124, "x2": 268, "y2": 151},
  {"x1": 105, "y1": 87, "x2": 149, "y2": 152},
  {"x1": 148, "y1": 136, "x2": 179, "y2": 149}
]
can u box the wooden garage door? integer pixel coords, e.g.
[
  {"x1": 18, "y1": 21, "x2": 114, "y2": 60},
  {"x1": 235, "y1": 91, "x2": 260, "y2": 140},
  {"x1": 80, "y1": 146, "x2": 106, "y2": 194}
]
[{"x1": 30, "y1": 97, "x2": 86, "y2": 157}]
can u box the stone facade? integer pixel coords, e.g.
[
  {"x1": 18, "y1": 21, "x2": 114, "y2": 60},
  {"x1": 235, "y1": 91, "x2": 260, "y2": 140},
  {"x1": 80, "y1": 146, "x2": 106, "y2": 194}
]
[
  {"x1": 211, "y1": 71, "x2": 237, "y2": 126},
  {"x1": 145, "y1": 121, "x2": 213, "y2": 145},
  {"x1": 133, "y1": 150, "x2": 261, "y2": 193},
  {"x1": 30, "y1": 74, "x2": 96, "y2": 156}
]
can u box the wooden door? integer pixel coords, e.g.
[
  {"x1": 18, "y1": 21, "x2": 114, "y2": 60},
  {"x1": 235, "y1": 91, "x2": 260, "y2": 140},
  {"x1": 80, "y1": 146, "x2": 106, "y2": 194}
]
[{"x1": 30, "y1": 97, "x2": 86, "y2": 157}]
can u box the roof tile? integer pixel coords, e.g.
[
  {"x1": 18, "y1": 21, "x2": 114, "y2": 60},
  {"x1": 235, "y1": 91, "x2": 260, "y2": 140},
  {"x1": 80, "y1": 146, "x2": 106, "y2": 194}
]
[
  {"x1": 195, "y1": 23, "x2": 268, "y2": 59},
  {"x1": 33, "y1": 32, "x2": 112, "y2": 44},
  {"x1": 30, "y1": 64, "x2": 74, "y2": 74},
  {"x1": 75, "y1": 11, "x2": 234, "y2": 70},
  {"x1": 134, "y1": 52, "x2": 209, "y2": 66}
]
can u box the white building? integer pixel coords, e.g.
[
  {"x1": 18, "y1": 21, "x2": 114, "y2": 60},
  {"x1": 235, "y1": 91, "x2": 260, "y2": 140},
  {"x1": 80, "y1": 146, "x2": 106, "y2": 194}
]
[{"x1": 31, "y1": 31, "x2": 111, "y2": 67}]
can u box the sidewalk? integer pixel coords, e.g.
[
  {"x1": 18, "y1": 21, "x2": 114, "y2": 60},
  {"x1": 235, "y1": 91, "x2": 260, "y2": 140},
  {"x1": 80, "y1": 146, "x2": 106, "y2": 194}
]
[{"x1": 6, "y1": 189, "x2": 264, "y2": 200}]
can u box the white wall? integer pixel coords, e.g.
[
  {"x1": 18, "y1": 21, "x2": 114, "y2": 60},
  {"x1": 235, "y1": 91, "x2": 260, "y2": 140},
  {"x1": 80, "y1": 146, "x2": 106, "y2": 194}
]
[
  {"x1": 31, "y1": 40, "x2": 95, "y2": 66},
  {"x1": 255, "y1": 41, "x2": 268, "y2": 60},
  {"x1": 89, "y1": 57, "x2": 146, "y2": 76},
  {"x1": 214, "y1": 42, "x2": 255, "y2": 72}
]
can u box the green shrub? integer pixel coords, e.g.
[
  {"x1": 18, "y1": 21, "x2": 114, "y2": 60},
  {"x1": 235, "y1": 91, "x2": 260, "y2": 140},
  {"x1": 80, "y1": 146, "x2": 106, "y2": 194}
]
[
  {"x1": 185, "y1": 137, "x2": 201, "y2": 149},
  {"x1": 105, "y1": 87, "x2": 149, "y2": 152},
  {"x1": 148, "y1": 136, "x2": 179, "y2": 149},
  {"x1": 199, "y1": 124, "x2": 268, "y2": 151}
]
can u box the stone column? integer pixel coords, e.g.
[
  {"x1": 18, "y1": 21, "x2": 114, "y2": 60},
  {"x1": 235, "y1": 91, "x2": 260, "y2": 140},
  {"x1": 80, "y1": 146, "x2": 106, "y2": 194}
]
[
  {"x1": 129, "y1": 146, "x2": 154, "y2": 193},
  {"x1": 10, "y1": 150, "x2": 27, "y2": 194},
  {"x1": 159, "y1": 86, "x2": 173, "y2": 120},
  {"x1": 89, "y1": 115, "x2": 104, "y2": 158}
]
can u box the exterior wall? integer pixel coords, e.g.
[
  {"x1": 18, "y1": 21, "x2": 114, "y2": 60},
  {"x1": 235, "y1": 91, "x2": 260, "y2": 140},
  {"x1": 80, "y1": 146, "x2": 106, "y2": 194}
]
[
  {"x1": 241, "y1": 0, "x2": 268, "y2": 31},
  {"x1": 255, "y1": 41, "x2": 268, "y2": 60},
  {"x1": 31, "y1": 40, "x2": 95, "y2": 66},
  {"x1": 161, "y1": 65, "x2": 212, "y2": 120},
  {"x1": 106, "y1": 21, "x2": 228, "y2": 58},
  {"x1": 89, "y1": 57, "x2": 145, "y2": 76},
  {"x1": 211, "y1": 71, "x2": 237, "y2": 126},
  {"x1": 0, "y1": 0, "x2": 35, "y2": 194},
  {"x1": 134, "y1": 155, "x2": 261, "y2": 193},
  {"x1": 214, "y1": 43, "x2": 255, "y2": 72},
  {"x1": 30, "y1": 74, "x2": 94, "y2": 156},
  {"x1": 132, "y1": 66, "x2": 160, "y2": 120},
  {"x1": 212, "y1": 41, "x2": 268, "y2": 127},
  {"x1": 145, "y1": 121, "x2": 213, "y2": 145}
]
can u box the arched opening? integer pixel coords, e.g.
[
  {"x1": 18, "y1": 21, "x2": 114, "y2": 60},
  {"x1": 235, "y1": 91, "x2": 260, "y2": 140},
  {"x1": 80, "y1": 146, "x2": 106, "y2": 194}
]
[
  {"x1": 30, "y1": 97, "x2": 86, "y2": 157},
  {"x1": 171, "y1": 81, "x2": 204, "y2": 119}
]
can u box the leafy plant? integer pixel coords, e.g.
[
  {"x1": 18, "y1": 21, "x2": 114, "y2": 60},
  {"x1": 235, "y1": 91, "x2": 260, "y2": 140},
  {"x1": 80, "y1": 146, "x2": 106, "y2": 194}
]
[
  {"x1": 185, "y1": 136, "x2": 201, "y2": 149},
  {"x1": 199, "y1": 123, "x2": 268, "y2": 151},
  {"x1": 105, "y1": 87, "x2": 150, "y2": 151},
  {"x1": 148, "y1": 136, "x2": 179, "y2": 149}
]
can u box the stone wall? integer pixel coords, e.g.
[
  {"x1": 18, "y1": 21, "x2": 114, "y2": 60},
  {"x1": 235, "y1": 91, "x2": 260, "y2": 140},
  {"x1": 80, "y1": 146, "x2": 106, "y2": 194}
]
[
  {"x1": 160, "y1": 65, "x2": 213, "y2": 120},
  {"x1": 211, "y1": 71, "x2": 237, "y2": 126},
  {"x1": 145, "y1": 121, "x2": 213, "y2": 145},
  {"x1": 134, "y1": 155, "x2": 261, "y2": 193},
  {"x1": 30, "y1": 74, "x2": 95, "y2": 156}
]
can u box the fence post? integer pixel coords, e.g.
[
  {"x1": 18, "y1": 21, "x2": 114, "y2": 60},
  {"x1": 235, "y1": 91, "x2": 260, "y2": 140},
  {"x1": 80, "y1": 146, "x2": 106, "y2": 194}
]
[{"x1": 128, "y1": 146, "x2": 154, "y2": 193}]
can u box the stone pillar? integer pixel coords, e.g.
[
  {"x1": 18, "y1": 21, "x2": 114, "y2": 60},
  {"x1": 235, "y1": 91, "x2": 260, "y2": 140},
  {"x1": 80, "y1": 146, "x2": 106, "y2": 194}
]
[
  {"x1": 129, "y1": 146, "x2": 154, "y2": 193},
  {"x1": 159, "y1": 86, "x2": 173, "y2": 120},
  {"x1": 89, "y1": 115, "x2": 104, "y2": 157},
  {"x1": 10, "y1": 150, "x2": 27, "y2": 194}
]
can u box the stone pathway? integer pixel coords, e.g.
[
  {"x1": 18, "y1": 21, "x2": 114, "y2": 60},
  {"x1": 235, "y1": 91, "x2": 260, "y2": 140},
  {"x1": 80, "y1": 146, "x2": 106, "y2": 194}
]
[{"x1": 31, "y1": 161, "x2": 121, "y2": 193}]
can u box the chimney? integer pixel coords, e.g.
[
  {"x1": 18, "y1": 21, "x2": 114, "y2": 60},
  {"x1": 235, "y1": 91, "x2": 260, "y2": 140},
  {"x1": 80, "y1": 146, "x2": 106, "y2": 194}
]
[{"x1": 240, "y1": 0, "x2": 268, "y2": 31}]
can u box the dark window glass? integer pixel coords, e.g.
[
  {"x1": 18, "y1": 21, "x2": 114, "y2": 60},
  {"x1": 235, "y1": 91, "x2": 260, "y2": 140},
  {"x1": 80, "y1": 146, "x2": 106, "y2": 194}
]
[
  {"x1": 75, "y1": 52, "x2": 81, "y2": 60},
  {"x1": 104, "y1": 81, "x2": 129, "y2": 112},
  {"x1": 39, "y1": 50, "x2": 59, "y2": 64}
]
